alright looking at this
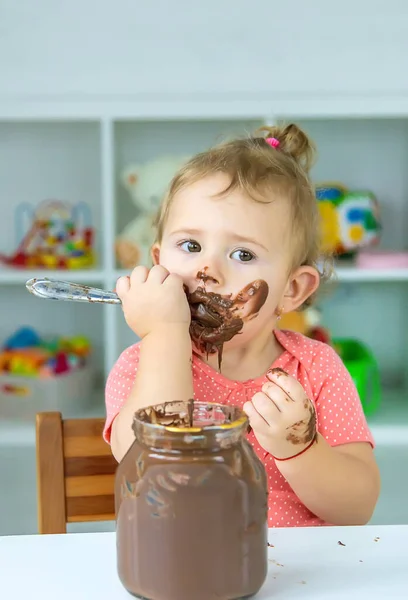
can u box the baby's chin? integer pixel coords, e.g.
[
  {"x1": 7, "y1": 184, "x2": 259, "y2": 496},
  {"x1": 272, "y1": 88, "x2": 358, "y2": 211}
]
[{"x1": 190, "y1": 326, "x2": 251, "y2": 358}]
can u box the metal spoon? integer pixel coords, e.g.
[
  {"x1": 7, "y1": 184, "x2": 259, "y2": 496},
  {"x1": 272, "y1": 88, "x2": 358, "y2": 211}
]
[{"x1": 25, "y1": 278, "x2": 122, "y2": 305}]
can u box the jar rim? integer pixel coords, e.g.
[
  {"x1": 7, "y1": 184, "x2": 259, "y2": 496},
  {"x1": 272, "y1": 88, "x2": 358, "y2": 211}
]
[{"x1": 133, "y1": 400, "x2": 248, "y2": 435}]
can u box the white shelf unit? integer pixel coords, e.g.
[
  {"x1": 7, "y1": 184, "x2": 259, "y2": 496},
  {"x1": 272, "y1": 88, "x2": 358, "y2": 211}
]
[{"x1": 0, "y1": 103, "x2": 407, "y2": 441}]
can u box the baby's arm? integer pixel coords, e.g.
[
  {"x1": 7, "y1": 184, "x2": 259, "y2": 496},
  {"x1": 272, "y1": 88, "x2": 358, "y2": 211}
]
[
  {"x1": 110, "y1": 325, "x2": 193, "y2": 462},
  {"x1": 107, "y1": 266, "x2": 194, "y2": 462},
  {"x1": 244, "y1": 347, "x2": 380, "y2": 525},
  {"x1": 276, "y1": 435, "x2": 379, "y2": 526}
]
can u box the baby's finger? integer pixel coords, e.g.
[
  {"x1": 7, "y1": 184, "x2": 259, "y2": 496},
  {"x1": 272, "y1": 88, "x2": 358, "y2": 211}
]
[
  {"x1": 115, "y1": 276, "x2": 130, "y2": 299},
  {"x1": 147, "y1": 265, "x2": 170, "y2": 284},
  {"x1": 130, "y1": 265, "x2": 149, "y2": 286},
  {"x1": 251, "y1": 391, "x2": 282, "y2": 422},
  {"x1": 163, "y1": 272, "x2": 184, "y2": 290},
  {"x1": 261, "y1": 381, "x2": 294, "y2": 410},
  {"x1": 266, "y1": 368, "x2": 306, "y2": 403},
  {"x1": 243, "y1": 400, "x2": 271, "y2": 434}
]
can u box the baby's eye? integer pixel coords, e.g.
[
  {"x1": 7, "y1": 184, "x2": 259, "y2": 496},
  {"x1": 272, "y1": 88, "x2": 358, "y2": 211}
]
[
  {"x1": 179, "y1": 240, "x2": 201, "y2": 253},
  {"x1": 231, "y1": 249, "x2": 256, "y2": 262}
]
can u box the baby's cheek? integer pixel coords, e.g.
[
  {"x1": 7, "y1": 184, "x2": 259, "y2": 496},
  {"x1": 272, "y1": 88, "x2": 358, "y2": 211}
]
[
  {"x1": 261, "y1": 290, "x2": 281, "y2": 320},
  {"x1": 244, "y1": 299, "x2": 276, "y2": 333}
]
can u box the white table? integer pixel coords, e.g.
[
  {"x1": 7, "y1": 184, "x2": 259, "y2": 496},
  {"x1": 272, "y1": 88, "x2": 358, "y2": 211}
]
[{"x1": 1, "y1": 525, "x2": 406, "y2": 599}]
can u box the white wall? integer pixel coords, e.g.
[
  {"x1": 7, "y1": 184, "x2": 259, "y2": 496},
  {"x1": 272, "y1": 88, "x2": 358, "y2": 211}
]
[{"x1": 1, "y1": 0, "x2": 408, "y2": 99}]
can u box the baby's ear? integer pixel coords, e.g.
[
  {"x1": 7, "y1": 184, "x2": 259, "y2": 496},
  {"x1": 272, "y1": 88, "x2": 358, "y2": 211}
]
[
  {"x1": 283, "y1": 266, "x2": 320, "y2": 312},
  {"x1": 151, "y1": 244, "x2": 160, "y2": 265}
]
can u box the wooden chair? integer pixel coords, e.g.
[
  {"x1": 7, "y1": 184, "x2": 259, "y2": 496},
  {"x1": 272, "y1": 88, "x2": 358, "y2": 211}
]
[{"x1": 36, "y1": 411, "x2": 117, "y2": 534}]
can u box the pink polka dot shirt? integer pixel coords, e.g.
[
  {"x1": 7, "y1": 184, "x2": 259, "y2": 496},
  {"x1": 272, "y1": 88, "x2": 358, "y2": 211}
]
[{"x1": 104, "y1": 329, "x2": 375, "y2": 528}]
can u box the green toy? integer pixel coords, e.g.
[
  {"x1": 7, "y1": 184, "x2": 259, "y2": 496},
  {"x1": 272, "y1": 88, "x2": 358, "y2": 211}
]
[{"x1": 333, "y1": 338, "x2": 381, "y2": 417}]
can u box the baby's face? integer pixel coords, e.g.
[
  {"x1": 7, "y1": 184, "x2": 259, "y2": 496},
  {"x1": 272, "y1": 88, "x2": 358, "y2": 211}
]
[{"x1": 155, "y1": 173, "x2": 298, "y2": 347}]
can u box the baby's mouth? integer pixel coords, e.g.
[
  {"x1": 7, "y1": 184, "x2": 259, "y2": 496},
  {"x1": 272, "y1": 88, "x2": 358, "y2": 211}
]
[
  {"x1": 186, "y1": 287, "x2": 242, "y2": 371},
  {"x1": 189, "y1": 300, "x2": 223, "y2": 328},
  {"x1": 184, "y1": 280, "x2": 269, "y2": 370},
  {"x1": 188, "y1": 288, "x2": 232, "y2": 327}
]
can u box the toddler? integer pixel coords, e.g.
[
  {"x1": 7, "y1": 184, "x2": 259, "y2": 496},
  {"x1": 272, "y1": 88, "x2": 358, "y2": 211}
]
[{"x1": 104, "y1": 124, "x2": 380, "y2": 527}]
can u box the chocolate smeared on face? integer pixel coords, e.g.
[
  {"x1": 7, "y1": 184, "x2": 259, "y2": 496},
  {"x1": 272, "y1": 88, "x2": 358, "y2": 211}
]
[
  {"x1": 188, "y1": 288, "x2": 243, "y2": 370},
  {"x1": 186, "y1": 279, "x2": 269, "y2": 370},
  {"x1": 232, "y1": 280, "x2": 270, "y2": 321},
  {"x1": 196, "y1": 267, "x2": 218, "y2": 285}
]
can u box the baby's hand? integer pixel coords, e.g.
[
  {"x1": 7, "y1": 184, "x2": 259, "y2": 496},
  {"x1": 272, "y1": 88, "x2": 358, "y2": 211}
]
[
  {"x1": 116, "y1": 265, "x2": 191, "y2": 339},
  {"x1": 243, "y1": 368, "x2": 317, "y2": 460}
]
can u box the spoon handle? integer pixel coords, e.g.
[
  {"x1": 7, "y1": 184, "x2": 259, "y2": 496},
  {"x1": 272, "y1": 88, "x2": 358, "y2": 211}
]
[{"x1": 25, "y1": 278, "x2": 122, "y2": 305}]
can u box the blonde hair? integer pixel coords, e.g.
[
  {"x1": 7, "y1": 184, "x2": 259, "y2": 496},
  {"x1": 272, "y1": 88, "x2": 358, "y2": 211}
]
[{"x1": 154, "y1": 123, "x2": 331, "y2": 306}]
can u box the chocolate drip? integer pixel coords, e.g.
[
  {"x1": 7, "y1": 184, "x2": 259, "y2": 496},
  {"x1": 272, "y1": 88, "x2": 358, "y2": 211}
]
[
  {"x1": 187, "y1": 287, "x2": 243, "y2": 370},
  {"x1": 185, "y1": 279, "x2": 269, "y2": 370}
]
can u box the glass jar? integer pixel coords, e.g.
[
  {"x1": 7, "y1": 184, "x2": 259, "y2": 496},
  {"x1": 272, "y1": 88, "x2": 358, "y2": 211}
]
[{"x1": 115, "y1": 400, "x2": 268, "y2": 600}]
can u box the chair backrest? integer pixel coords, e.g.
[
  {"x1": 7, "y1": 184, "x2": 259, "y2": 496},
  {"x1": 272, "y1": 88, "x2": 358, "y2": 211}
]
[{"x1": 36, "y1": 411, "x2": 117, "y2": 534}]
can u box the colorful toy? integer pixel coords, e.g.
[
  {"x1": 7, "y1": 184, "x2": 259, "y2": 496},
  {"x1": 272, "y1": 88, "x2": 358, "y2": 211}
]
[
  {"x1": 0, "y1": 326, "x2": 91, "y2": 378},
  {"x1": 115, "y1": 155, "x2": 190, "y2": 268},
  {"x1": 316, "y1": 183, "x2": 382, "y2": 256},
  {"x1": 0, "y1": 200, "x2": 95, "y2": 270}
]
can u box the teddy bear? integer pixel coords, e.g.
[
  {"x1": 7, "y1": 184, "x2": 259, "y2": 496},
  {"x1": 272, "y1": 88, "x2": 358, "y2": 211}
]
[{"x1": 115, "y1": 155, "x2": 190, "y2": 269}]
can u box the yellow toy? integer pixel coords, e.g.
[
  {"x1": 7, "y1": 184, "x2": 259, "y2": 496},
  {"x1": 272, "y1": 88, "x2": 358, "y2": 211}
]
[
  {"x1": 316, "y1": 183, "x2": 381, "y2": 256},
  {"x1": 279, "y1": 307, "x2": 331, "y2": 344}
]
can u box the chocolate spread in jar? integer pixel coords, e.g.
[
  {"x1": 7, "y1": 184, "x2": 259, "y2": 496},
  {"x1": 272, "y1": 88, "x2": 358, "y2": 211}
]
[
  {"x1": 186, "y1": 279, "x2": 269, "y2": 370},
  {"x1": 115, "y1": 400, "x2": 268, "y2": 600}
]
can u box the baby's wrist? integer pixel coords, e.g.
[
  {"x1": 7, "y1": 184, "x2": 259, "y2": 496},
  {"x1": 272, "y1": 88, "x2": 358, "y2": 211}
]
[
  {"x1": 265, "y1": 430, "x2": 319, "y2": 462},
  {"x1": 274, "y1": 433, "x2": 322, "y2": 472},
  {"x1": 140, "y1": 325, "x2": 192, "y2": 371},
  {"x1": 272, "y1": 437, "x2": 317, "y2": 462},
  {"x1": 143, "y1": 324, "x2": 192, "y2": 349}
]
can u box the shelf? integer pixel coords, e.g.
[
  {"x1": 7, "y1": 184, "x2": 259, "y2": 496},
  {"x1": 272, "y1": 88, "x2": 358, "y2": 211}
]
[
  {"x1": 0, "y1": 268, "x2": 106, "y2": 285},
  {"x1": 335, "y1": 267, "x2": 408, "y2": 282},
  {"x1": 0, "y1": 121, "x2": 103, "y2": 271},
  {"x1": 1, "y1": 265, "x2": 407, "y2": 287},
  {"x1": 0, "y1": 114, "x2": 407, "y2": 386}
]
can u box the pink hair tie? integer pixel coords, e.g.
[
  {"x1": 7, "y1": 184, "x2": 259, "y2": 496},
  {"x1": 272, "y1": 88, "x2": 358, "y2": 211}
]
[{"x1": 265, "y1": 137, "x2": 280, "y2": 148}]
